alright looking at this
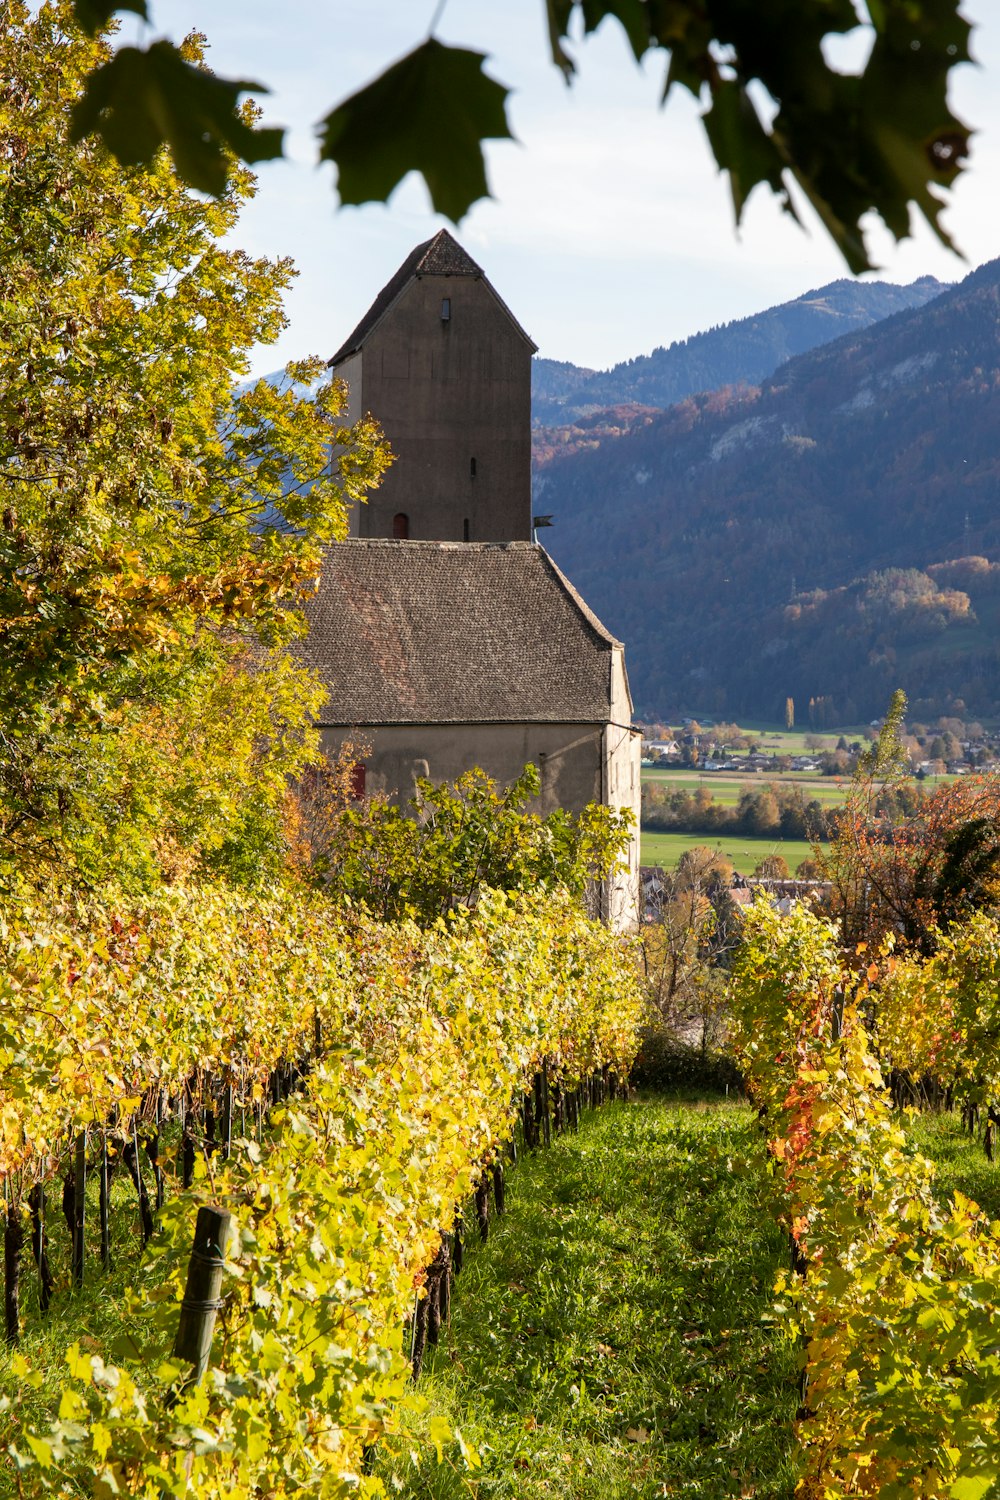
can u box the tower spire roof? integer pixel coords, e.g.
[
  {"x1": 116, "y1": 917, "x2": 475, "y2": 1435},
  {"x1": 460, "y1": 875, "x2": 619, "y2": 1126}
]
[{"x1": 328, "y1": 228, "x2": 534, "y2": 368}]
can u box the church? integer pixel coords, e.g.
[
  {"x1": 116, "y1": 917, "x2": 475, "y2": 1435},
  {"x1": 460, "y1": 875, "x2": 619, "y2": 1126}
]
[{"x1": 301, "y1": 230, "x2": 641, "y2": 927}]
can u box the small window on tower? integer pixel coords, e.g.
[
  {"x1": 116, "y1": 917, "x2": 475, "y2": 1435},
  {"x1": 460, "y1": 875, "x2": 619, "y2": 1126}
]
[
  {"x1": 470, "y1": 457, "x2": 477, "y2": 477},
  {"x1": 392, "y1": 512, "x2": 409, "y2": 539},
  {"x1": 440, "y1": 297, "x2": 451, "y2": 321},
  {"x1": 463, "y1": 518, "x2": 470, "y2": 542},
  {"x1": 350, "y1": 762, "x2": 366, "y2": 800}
]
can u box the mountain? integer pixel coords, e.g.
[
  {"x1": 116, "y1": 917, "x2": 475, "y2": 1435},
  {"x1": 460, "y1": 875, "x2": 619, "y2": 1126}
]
[
  {"x1": 532, "y1": 275, "x2": 948, "y2": 425},
  {"x1": 537, "y1": 261, "x2": 1000, "y2": 724}
]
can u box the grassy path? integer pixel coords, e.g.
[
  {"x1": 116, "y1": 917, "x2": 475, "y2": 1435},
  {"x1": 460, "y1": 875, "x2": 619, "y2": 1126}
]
[
  {"x1": 905, "y1": 1110, "x2": 1000, "y2": 1222},
  {"x1": 379, "y1": 1095, "x2": 799, "y2": 1499}
]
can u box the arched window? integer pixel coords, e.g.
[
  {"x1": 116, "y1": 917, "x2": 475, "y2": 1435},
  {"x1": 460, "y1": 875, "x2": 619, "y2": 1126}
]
[{"x1": 392, "y1": 512, "x2": 409, "y2": 539}]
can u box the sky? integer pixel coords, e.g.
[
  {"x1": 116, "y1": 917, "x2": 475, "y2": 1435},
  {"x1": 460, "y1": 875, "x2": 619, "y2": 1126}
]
[{"x1": 148, "y1": 1, "x2": 1000, "y2": 379}]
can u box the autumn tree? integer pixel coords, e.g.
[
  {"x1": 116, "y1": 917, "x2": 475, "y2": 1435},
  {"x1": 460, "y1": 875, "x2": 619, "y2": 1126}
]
[
  {"x1": 0, "y1": 2, "x2": 391, "y2": 883},
  {"x1": 821, "y1": 690, "x2": 1000, "y2": 953},
  {"x1": 643, "y1": 844, "x2": 738, "y2": 1051}
]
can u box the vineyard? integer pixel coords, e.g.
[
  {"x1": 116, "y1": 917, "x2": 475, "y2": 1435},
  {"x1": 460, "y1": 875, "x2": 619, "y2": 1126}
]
[
  {"x1": 730, "y1": 899, "x2": 1000, "y2": 1500},
  {"x1": 0, "y1": 881, "x2": 643, "y2": 1496},
  {"x1": 7, "y1": 877, "x2": 1000, "y2": 1498}
]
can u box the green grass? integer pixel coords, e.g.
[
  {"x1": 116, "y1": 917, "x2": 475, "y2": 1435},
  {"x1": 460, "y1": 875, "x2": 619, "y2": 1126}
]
[
  {"x1": 640, "y1": 830, "x2": 821, "y2": 875},
  {"x1": 378, "y1": 1095, "x2": 799, "y2": 1499},
  {"x1": 905, "y1": 1110, "x2": 1000, "y2": 1223},
  {"x1": 732, "y1": 723, "x2": 873, "y2": 751},
  {"x1": 0, "y1": 1147, "x2": 167, "y2": 1488},
  {"x1": 641, "y1": 770, "x2": 850, "y2": 806}
]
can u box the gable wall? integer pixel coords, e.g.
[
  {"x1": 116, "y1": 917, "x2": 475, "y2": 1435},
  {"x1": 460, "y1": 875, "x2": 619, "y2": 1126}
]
[
  {"x1": 321, "y1": 720, "x2": 641, "y2": 931},
  {"x1": 349, "y1": 275, "x2": 532, "y2": 543}
]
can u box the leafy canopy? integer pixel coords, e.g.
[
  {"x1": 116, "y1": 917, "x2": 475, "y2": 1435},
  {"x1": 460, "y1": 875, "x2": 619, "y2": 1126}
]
[
  {"x1": 821, "y1": 690, "x2": 1000, "y2": 952},
  {"x1": 292, "y1": 761, "x2": 633, "y2": 925},
  {"x1": 69, "y1": 1, "x2": 973, "y2": 273},
  {"x1": 0, "y1": 1, "x2": 391, "y2": 883}
]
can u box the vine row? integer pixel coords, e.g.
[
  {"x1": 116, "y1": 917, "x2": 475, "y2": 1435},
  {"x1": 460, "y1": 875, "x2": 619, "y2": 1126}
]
[
  {"x1": 2, "y1": 880, "x2": 643, "y2": 1497},
  {"x1": 729, "y1": 898, "x2": 1000, "y2": 1500}
]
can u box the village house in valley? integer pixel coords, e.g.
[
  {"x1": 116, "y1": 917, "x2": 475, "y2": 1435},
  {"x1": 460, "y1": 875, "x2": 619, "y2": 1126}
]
[{"x1": 303, "y1": 230, "x2": 641, "y2": 926}]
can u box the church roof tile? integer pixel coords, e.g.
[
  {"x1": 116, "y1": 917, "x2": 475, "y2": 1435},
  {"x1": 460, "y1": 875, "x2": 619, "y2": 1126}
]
[{"x1": 301, "y1": 540, "x2": 623, "y2": 726}]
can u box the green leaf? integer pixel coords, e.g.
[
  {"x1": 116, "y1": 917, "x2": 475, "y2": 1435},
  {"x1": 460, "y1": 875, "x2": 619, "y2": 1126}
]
[
  {"x1": 70, "y1": 42, "x2": 284, "y2": 196},
  {"x1": 544, "y1": 0, "x2": 576, "y2": 76},
  {"x1": 579, "y1": 0, "x2": 650, "y2": 62},
  {"x1": 72, "y1": 0, "x2": 148, "y2": 35},
  {"x1": 950, "y1": 1476, "x2": 996, "y2": 1500},
  {"x1": 701, "y1": 79, "x2": 797, "y2": 225},
  {"x1": 318, "y1": 39, "x2": 513, "y2": 222}
]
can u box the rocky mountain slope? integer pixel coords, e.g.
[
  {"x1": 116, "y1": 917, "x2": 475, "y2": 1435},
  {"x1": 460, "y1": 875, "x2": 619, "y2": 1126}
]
[
  {"x1": 532, "y1": 275, "x2": 948, "y2": 424},
  {"x1": 538, "y1": 262, "x2": 1000, "y2": 723}
]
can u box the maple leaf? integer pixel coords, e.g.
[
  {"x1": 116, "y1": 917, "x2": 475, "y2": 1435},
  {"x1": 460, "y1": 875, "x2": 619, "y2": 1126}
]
[
  {"x1": 318, "y1": 39, "x2": 513, "y2": 222},
  {"x1": 71, "y1": 41, "x2": 283, "y2": 196}
]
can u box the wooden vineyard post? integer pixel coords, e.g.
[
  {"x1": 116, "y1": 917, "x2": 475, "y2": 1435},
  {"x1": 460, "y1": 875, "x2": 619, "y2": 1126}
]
[
  {"x1": 146, "y1": 1093, "x2": 165, "y2": 1210},
  {"x1": 533, "y1": 1072, "x2": 545, "y2": 1147},
  {"x1": 28, "y1": 1185, "x2": 53, "y2": 1312},
  {"x1": 522, "y1": 1088, "x2": 536, "y2": 1150},
  {"x1": 72, "y1": 1131, "x2": 86, "y2": 1288},
  {"x1": 475, "y1": 1174, "x2": 490, "y2": 1242},
  {"x1": 99, "y1": 1134, "x2": 112, "y2": 1271},
  {"x1": 4, "y1": 1200, "x2": 24, "y2": 1346},
  {"x1": 221, "y1": 1081, "x2": 233, "y2": 1160},
  {"x1": 492, "y1": 1160, "x2": 505, "y2": 1216},
  {"x1": 174, "y1": 1205, "x2": 231, "y2": 1384},
  {"x1": 125, "y1": 1117, "x2": 155, "y2": 1246}
]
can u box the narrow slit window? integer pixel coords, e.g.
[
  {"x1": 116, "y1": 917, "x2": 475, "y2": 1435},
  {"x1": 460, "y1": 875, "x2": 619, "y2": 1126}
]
[
  {"x1": 463, "y1": 518, "x2": 470, "y2": 542},
  {"x1": 440, "y1": 297, "x2": 451, "y2": 321},
  {"x1": 470, "y1": 457, "x2": 477, "y2": 477}
]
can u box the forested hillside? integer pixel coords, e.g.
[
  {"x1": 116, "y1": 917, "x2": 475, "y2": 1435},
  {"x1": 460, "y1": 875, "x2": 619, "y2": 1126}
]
[
  {"x1": 538, "y1": 261, "x2": 1000, "y2": 723},
  {"x1": 532, "y1": 275, "x2": 947, "y2": 424}
]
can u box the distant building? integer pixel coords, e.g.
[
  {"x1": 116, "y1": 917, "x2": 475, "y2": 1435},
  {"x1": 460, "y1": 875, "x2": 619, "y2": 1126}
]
[
  {"x1": 303, "y1": 540, "x2": 640, "y2": 927},
  {"x1": 305, "y1": 230, "x2": 642, "y2": 928}
]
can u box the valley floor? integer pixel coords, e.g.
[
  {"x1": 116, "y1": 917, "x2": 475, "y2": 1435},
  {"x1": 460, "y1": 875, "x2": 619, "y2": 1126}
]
[{"x1": 640, "y1": 830, "x2": 819, "y2": 875}]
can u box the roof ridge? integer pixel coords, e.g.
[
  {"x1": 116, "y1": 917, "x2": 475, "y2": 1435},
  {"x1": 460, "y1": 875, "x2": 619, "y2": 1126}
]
[
  {"x1": 413, "y1": 228, "x2": 483, "y2": 278},
  {"x1": 335, "y1": 537, "x2": 536, "y2": 551}
]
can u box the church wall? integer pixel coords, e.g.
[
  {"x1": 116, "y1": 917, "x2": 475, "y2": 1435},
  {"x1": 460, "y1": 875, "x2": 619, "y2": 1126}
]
[
  {"x1": 319, "y1": 722, "x2": 603, "y2": 816},
  {"x1": 603, "y1": 720, "x2": 642, "y2": 930},
  {"x1": 352, "y1": 276, "x2": 532, "y2": 544}
]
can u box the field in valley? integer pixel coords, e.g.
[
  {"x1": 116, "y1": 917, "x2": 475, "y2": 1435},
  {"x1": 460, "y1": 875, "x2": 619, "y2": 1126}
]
[{"x1": 640, "y1": 829, "x2": 820, "y2": 875}]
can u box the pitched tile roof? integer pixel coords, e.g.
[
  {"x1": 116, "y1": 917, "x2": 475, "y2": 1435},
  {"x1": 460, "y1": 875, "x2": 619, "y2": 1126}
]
[
  {"x1": 301, "y1": 540, "x2": 623, "y2": 726},
  {"x1": 328, "y1": 228, "x2": 536, "y2": 367}
]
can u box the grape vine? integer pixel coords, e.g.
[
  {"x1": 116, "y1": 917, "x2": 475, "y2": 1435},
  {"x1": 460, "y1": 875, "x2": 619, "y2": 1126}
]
[{"x1": 1, "y1": 881, "x2": 644, "y2": 1496}]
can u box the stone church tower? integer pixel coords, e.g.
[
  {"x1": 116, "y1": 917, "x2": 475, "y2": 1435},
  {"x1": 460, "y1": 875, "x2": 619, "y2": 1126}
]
[
  {"x1": 328, "y1": 229, "x2": 536, "y2": 544},
  {"x1": 309, "y1": 230, "x2": 642, "y2": 928}
]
